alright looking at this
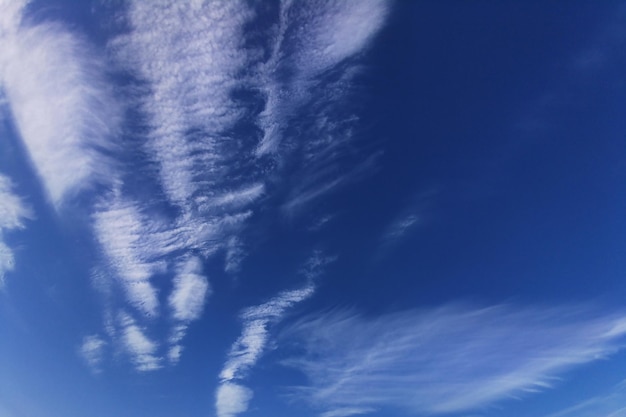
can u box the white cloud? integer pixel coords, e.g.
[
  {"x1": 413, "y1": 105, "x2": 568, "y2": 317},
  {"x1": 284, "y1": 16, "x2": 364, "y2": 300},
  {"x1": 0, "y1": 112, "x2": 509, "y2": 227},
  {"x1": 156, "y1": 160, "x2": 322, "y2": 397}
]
[
  {"x1": 288, "y1": 0, "x2": 390, "y2": 77},
  {"x1": 256, "y1": 0, "x2": 389, "y2": 156},
  {"x1": 215, "y1": 275, "x2": 319, "y2": 417},
  {"x1": 281, "y1": 305, "x2": 626, "y2": 416},
  {"x1": 79, "y1": 335, "x2": 106, "y2": 373},
  {"x1": 382, "y1": 213, "x2": 419, "y2": 245},
  {"x1": 320, "y1": 407, "x2": 376, "y2": 417},
  {"x1": 119, "y1": 312, "x2": 162, "y2": 372},
  {"x1": 111, "y1": 0, "x2": 254, "y2": 210},
  {"x1": 0, "y1": 1, "x2": 120, "y2": 207},
  {"x1": 169, "y1": 257, "x2": 210, "y2": 321},
  {"x1": 93, "y1": 195, "x2": 180, "y2": 317},
  {"x1": 211, "y1": 184, "x2": 265, "y2": 210},
  {"x1": 0, "y1": 174, "x2": 30, "y2": 286},
  {"x1": 219, "y1": 283, "x2": 315, "y2": 382},
  {"x1": 215, "y1": 382, "x2": 253, "y2": 417},
  {"x1": 165, "y1": 256, "x2": 210, "y2": 363}
]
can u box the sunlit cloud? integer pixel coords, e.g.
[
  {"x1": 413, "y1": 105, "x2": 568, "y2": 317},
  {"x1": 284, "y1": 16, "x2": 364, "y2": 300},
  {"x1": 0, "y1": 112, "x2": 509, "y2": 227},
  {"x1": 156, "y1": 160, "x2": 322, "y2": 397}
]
[
  {"x1": 110, "y1": 0, "x2": 254, "y2": 211},
  {"x1": 0, "y1": 0, "x2": 120, "y2": 208},
  {"x1": 281, "y1": 305, "x2": 626, "y2": 416},
  {"x1": 256, "y1": 0, "x2": 389, "y2": 156},
  {"x1": 119, "y1": 312, "x2": 162, "y2": 372},
  {"x1": 216, "y1": 382, "x2": 254, "y2": 417},
  {"x1": 215, "y1": 251, "x2": 336, "y2": 417},
  {"x1": 93, "y1": 195, "x2": 176, "y2": 317},
  {"x1": 167, "y1": 256, "x2": 211, "y2": 363}
]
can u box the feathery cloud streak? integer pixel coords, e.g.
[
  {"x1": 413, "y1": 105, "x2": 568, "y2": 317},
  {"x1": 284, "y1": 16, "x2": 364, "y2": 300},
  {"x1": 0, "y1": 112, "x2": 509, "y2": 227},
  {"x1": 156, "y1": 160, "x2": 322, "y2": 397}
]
[
  {"x1": 215, "y1": 251, "x2": 336, "y2": 417},
  {"x1": 111, "y1": 0, "x2": 256, "y2": 211},
  {"x1": 256, "y1": 0, "x2": 389, "y2": 155},
  {"x1": 281, "y1": 305, "x2": 626, "y2": 416},
  {"x1": 119, "y1": 312, "x2": 162, "y2": 372},
  {"x1": 0, "y1": 0, "x2": 119, "y2": 207},
  {"x1": 254, "y1": 0, "x2": 389, "y2": 215},
  {"x1": 0, "y1": 174, "x2": 30, "y2": 287},
  {"x1": 215, "y1": 282, "x2": 314, "y2": 417},
  {"x1": 93, "y1": 195, "x2": 178, "y2": 317}
]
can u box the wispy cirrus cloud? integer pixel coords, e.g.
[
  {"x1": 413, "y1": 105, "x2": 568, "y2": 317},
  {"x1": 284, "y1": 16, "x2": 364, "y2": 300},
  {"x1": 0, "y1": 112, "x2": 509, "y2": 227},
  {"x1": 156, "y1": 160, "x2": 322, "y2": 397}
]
[
  {"x1": 256, "y1": 0, "x2": 389, "y2": 155},
  {"x1": 93, "y1": 195, "x2": 176, "y2": 317},
  {"x1": 0, "y1": 0, "x2": 120, "y2": 208},
  {"x1": 544, "y1": 380, "x2": 626, "y2": 417},
  {"x1": 215, "y1": 252, "x2": 335, "y2": 417},
  {"x1": 119, "y1": 312, "x2": 162, "y2": 372},
  {"x1": 281, "y1": 305, "x2": 626, "y2": 416},
  {"x1": 79, "y1": 335, "x2": 107, "y2": 373},
  {"x1": 111, "y1": 0, "x2": 256, "y2": 212},
  {"x1": 255, "y1": 0, "x2": 389, "y2": 215},
  {"x1": 219, "y1": 283, "x2": 316, "y2": 383},
  {"x1": 85, "y1": 0, "x2": 388, "y2": 373},
  {"x1": 381, "y1": 213, "x2": 419, "y2": 246},
  {"x1": 319, "y1": 407, "x2": 376, "y2": 417},
  {"x1": 0, "y1": 174, "x2": 30, "y2": 287},
  {"x1": 167, "y1": 256, "x2": 210, "y2": 363},
  {"x1": 215, "y1": 282, "x2": 314, "y2": 417}
]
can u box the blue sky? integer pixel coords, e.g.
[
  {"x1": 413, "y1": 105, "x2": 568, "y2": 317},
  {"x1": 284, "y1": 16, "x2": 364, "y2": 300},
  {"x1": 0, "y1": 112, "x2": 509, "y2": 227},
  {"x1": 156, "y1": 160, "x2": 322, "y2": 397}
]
[{"x1": 0, "y1": 1, "x2": 626, "y2": 416}]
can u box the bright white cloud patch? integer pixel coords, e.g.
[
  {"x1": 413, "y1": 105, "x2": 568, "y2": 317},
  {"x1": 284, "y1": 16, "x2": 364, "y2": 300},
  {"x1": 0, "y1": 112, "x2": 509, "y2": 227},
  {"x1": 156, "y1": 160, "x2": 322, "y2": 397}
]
[
  {"x1": 169, "y1": 257, "x2": 210, "y2": 321},
  {"x1": 119, "y1": 312, "x2": 161, "y2": 372},
  {"x1": 0, "y1": 174, "x2": 30, "y2": 286},
  {"x1": 215, "y1": 382, "x2": 254, "y2": 417},
  {"x1": 0, "y1": 0, "x2": 119, "y2": 207},
  {"x1": 281, "y1": 305, "x2": 626, "y2": 416}
]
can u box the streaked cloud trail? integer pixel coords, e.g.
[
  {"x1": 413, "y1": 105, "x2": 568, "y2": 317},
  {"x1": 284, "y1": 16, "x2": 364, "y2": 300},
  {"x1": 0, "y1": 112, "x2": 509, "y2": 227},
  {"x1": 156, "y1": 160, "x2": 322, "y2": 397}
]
[
  {"x1": 281, "y1": 305, "x2": 626, "y2": 416},
  {"x1": 215, "y1": 251, "x2": 336, "y2": 417},
  {"x1": 215, "y1": 282, "x2": 314, "y2": 417},
  {"x1": 0, "y1": 0, "x2": 120, "y2": 208}
]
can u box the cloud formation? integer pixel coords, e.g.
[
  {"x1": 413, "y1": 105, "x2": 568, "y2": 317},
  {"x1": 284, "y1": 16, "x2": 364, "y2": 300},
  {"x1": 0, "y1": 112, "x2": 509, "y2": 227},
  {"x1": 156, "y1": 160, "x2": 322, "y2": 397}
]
[
  {"x1": 216, "y1": 382, "x2": 254, "y2": 417},
  {"x1": 111, "y1": 0, "x2": 255, "y2": 211},
  {"x1": 79, "y1": 335, "x2": 106, "y2": 373},
  {"x1": 93, "y1": 195, "x2": 174, "y2": 317},
  {"x1": 0, "y1": 0, "x2": 120, "y2": 208},
  {"x1": 281, "y1": 305, "x2": 626, "y2": 416},
  {"x1": 167, "y1": 256, "x2": 211, "y2": 363},
  {"x1": 119, "y1": 312, "x2": 161, "y2": 372},
  {"x1": 0, "y1": 174, "x2": 30, "y2": 286},
  {"x1": 215, "y1": 282, "x2": 314, "y2": 417}
]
